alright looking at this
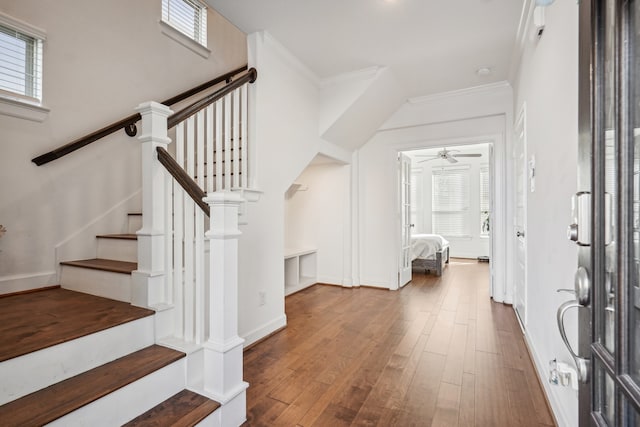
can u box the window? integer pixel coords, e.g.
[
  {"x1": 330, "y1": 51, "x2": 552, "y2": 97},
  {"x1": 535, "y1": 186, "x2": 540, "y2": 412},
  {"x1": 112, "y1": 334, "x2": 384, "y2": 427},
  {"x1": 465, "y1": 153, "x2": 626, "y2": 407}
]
[
  {"x1": 162, "y1": 0, "x2": 207, "y2": 47},
  {"x1": 432, "y1": 166, "x2": 470, "y2": 237},
  {"x1": 480, "y1": 166, "x2": 490, "y2": 236},
  {"x1": 0, "y1": 18, "x2": 44, "y2": 103}
]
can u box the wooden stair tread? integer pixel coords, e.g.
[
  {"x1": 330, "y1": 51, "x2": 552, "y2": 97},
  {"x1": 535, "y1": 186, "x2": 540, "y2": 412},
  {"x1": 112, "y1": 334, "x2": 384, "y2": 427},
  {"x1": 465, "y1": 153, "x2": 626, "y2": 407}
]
[
  {"x1": 60, "y1": 258, "x2": 137, "y2": 274},
  {"x1": 0, "y1": 345, "x2": 184, "y2": 426},
  {"x1": 0, "y1": 288, "x2": 153, "y2": 362},
  {"x1": 123, "y1": 389, "x2": 221, "y2": 426},
  {"x1": 96, "y1": 233, "x2": 138, "y2": 240}
]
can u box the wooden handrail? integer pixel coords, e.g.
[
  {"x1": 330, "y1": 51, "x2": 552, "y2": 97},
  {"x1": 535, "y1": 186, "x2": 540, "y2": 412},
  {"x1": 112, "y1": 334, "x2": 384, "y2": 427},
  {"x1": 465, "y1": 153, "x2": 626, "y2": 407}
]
[
  {"x1": 32, "y1": 65, "x2": 249, "y2": 166},
  {"x1": 156, "y1": 146, "x2": 210, "y2": 216},
  {"x1": 168, "y1": 68, "x2": 257, "y2": 129}
]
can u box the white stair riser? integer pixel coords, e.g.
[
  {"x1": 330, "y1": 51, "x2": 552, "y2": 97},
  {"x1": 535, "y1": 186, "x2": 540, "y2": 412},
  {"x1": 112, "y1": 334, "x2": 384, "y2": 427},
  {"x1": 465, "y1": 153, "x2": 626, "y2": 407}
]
[
  {"x1": 61, "y1": 266, "x2": 132, "y2": 302},
  {"x1": 0, "y1": 316, "x2": 154, "y2": 406},
  {"x1": 195, "y1": 409, "x2": 222, "y2": 427},
  {"x1": 97, "y1": 238, "x2": 138, "y2": 263},
  {"x1": 128, "y1": 215, "x2": 143, "y2": 234},
  {"x1": 48, "y1": 359, "x2": 186, "y2": 427}
]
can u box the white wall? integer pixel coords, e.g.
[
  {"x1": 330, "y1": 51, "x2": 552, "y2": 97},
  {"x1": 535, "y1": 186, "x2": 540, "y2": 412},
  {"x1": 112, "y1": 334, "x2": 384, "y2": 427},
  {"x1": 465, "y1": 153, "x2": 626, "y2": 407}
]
[
  {"x1": 0, "y1": 0, "x2": 246, "y2": 293},
  {"x1": 407, "y1": 144, "x2": 490, "y2": 259},
  {"x1": 240, "y1": 32, "x2": 330, "y2": 344},
  {"x1": 357, "y1": 84, "x2": 512, "y2": 294},
  {"x1": 510, "y1": 1, "x2": 580, "y2": 426},
  {"x1": 285, "y1": 162, "x2": 351, "y2": 286}
]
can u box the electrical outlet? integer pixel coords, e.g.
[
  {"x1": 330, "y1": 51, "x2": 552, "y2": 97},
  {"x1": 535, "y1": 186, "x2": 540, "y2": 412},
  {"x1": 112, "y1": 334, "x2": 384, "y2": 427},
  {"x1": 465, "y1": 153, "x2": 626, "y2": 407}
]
[{"x1": 259, "y1": 291, "x2": 266, "y2": 306}]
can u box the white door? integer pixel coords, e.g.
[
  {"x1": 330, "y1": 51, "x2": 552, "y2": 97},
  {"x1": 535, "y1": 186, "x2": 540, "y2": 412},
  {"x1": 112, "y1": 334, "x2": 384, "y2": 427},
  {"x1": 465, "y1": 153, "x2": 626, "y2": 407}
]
[
  {"x1": 514, "y1": 107, "x2": 527, "y2": 326},
  {"x1": 399, "y1": 153, "x2": 412, "y2": 287}
]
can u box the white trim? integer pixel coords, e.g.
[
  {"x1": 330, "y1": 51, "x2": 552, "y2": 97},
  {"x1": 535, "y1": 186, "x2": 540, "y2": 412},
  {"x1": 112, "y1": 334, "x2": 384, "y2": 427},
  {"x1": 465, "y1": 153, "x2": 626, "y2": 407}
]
[
  {"x1": 0, "y1": 270, "x2": 57, "y2": 295},
  {"x1": 241, "y1": 314, "x2": 287, "y2": 348},
  {"x1": 0, "y1": 11, "x2": 47, "y2": 41},
  {"x1": 0, "y1": 94, "x2": 49, "y2": 122},
  {"x1": 524, "y1": 329, "x2": 569, "y2": 427},
  {"x1": 159, "y1": 20, "x2": 211, "y2": 58},
  {"x1": 407, "y1": 81, "x2": 511, "y2": 105}
]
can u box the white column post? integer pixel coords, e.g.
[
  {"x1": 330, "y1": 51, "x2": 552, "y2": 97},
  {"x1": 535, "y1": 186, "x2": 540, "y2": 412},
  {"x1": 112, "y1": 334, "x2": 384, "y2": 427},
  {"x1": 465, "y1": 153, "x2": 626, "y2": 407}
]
[
  {"x1": 131, "y1": 101, "x2": 173, "y2": 308},
  {"x1": 202, "y1": 191, "x2": 248, "y2": 426}
]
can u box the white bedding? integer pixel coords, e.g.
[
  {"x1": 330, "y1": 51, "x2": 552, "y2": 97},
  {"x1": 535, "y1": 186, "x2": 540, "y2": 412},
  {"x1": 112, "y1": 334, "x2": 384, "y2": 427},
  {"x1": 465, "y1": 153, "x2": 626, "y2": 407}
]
[{"x1": 411, "y1": 234, "x2": 449, "y2": 261}]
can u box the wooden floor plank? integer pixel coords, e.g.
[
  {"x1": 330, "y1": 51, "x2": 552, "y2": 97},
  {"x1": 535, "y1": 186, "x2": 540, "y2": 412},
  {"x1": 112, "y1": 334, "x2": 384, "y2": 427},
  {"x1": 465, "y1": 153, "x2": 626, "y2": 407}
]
[{"x1": 242, "y1": 259, "x2": 556, "y2": 426}]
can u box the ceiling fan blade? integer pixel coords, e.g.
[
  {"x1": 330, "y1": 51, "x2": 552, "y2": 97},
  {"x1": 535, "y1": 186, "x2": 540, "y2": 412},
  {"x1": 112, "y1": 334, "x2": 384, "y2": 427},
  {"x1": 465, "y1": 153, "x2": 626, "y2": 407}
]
[
  {"x1": 452, "y1": 153, "x2": 482, "y2": 157},
  {"x1": 446, "y1": 155, "x2": 458, "y2": 163},
  {"x1": 418, "y1": 158, "x2": 440, "y2": 163},
  {"x1": 415, "y1": 155, "x2": 439, "y2": 158}
]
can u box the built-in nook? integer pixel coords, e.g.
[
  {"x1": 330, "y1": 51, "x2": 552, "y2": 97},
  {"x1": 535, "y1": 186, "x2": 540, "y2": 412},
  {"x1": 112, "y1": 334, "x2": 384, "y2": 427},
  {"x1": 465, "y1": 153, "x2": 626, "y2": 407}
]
[{"x1": 284, "y1": 154, "x2": 351, "y2": 295}]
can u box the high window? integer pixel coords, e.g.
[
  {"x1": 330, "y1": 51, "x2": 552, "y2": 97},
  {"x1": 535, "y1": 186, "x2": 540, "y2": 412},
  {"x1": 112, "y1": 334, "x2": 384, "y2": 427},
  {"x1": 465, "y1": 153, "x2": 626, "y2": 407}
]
[
  {"x1": 0, "y1": 19, "x2": 44, "y2": 103},
  {"x1": 162, "y1": 0, "x2": 207, "y2": 47},
  {"x1": 431, "y1": 166, "x2": 470, "y2": 237}
]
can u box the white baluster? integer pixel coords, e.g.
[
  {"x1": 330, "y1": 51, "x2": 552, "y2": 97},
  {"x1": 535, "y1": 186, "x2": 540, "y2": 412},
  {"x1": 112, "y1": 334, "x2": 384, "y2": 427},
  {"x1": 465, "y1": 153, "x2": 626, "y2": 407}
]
[
  {"x1": 232, "y1": 88, "x2": 240, "y2": 189},
  {"x1": 240, "y1": 84, "x2": 248, "y2": 188},
  {"x1": 215, "y1": 102, "x2": 223, "y2": 191},
  {"x1": 206, "y1": 105, "x2": 214, "y2": 193},
  {"x1": 224, "y1": 94, "x2": 232, "y2": 190}
]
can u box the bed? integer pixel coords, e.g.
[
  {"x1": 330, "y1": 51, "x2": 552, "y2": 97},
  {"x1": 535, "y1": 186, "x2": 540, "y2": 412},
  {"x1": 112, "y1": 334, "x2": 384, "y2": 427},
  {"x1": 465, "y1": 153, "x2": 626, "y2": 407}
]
[{"x1": 411, "y1": 234, "x2": 450, "y2": 276}]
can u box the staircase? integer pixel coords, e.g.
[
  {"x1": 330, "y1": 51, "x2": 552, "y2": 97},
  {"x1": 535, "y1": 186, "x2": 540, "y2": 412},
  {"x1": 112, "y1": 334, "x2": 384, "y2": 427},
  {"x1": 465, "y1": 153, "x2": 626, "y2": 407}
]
[
  {"x1": 0, "y1": 210, "x2": 223, "y2": 426},
  {"x1": 3, "y1": 68, "x2": 259, "y2": 426}
]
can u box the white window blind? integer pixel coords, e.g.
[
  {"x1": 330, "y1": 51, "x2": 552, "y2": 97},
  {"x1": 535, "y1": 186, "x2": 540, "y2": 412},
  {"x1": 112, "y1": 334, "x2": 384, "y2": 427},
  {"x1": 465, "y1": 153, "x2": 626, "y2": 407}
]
[
  {"x1": 432, "y1": 166, "x2": 470, "y2": 237},
  {"x1": 480, "y1": 166, "x2": 490, "y2": 235},
  {"x1": 162, "y1": 0, "x2": 207, "y2": 46},
  {"x1": 0, "y1": 22, "x2": 43, "y2": 102}
]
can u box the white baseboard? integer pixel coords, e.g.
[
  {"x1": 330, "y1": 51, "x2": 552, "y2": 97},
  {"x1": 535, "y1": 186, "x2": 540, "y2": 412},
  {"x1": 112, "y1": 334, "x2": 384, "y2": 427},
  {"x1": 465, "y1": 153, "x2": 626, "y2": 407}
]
[
  {"x1": 0, "y1": 271, "x2": 57, "y2": 295},
  {"x1": 317, "y1": 275, "x2": 344, "y2": 286},
  {"x1": 241, "y1": 314, "x2": 287, "y2": 348},
  {"x1": 358, "y1": 277, "x2": 391, "y2": 289},
  {"x1": 523, "y1": 330, "x2": 574, "y2": 427}
]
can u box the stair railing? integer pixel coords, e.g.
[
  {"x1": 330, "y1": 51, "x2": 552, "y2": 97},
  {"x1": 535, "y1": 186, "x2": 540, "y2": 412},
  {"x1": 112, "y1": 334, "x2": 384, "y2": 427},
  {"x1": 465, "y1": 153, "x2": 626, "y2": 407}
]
[
  {"x1": 31, "y1": 65, "x2": 248, "y2": 166},
  {"x1": 133, "y1": 67, "x2": 256, "y2": 422}
]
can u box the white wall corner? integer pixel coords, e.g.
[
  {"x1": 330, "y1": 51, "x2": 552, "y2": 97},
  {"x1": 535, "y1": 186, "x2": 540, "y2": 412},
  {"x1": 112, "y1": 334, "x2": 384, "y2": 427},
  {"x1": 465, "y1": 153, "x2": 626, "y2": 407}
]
[
  {"x1": 321, "y1": 67, "x2": 407, "y2": 151},
  {"x1": 254, "y1": 31, "x2": 321, "y2": 88},
  {"x1": 508, "y1": 0, "x2": 536, "y2": 85},
  {"x1": 242, "y1": 314, "x2": 287, "y2": 348},
  {"x1": 318, "y1": 66, "x2": 380, "y2": 135},
  {"x1": 318, "y1": 140, "x2": 352, "y2": 164}
]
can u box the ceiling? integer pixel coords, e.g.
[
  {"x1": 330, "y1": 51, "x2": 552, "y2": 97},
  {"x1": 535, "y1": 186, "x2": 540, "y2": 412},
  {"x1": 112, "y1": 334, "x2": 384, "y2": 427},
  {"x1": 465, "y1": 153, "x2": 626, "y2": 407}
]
[{"x1": 208, "y1": 0, "x2": 526, "y2": 98}]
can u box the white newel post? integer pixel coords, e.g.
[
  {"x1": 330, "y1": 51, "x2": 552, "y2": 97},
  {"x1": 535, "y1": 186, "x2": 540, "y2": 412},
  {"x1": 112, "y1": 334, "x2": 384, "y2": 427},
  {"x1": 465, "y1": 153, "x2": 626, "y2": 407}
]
[
  {"x1": 203, "y1": 191, "x2": 248, "y2": 426},
  {"x1": 131, "y1": 101, "x2": 173, "y2": 308}
]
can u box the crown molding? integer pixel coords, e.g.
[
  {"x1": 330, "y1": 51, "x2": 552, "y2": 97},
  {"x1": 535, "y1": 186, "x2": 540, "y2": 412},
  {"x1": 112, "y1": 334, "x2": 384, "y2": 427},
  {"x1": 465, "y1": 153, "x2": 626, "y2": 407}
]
[{"x1": 407, "y1": 81, "x2": 512, "y2": 105}]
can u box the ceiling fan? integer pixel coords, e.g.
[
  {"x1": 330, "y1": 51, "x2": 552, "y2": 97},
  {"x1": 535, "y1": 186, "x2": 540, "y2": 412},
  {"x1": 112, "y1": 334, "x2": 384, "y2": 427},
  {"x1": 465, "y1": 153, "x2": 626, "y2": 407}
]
[{"x1": 416, "y1": 148, "x2": 482, "y2": 164}]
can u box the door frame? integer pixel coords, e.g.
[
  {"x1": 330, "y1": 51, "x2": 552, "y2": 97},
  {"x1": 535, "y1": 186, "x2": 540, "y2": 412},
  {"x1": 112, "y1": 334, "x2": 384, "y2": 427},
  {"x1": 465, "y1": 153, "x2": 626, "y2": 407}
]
[
  {"x1": 394, "y1": 136, "x2": 503, "y2": 298},
  {"x1": 513, "y1": 103, "x2": 529, "y2": 329}
]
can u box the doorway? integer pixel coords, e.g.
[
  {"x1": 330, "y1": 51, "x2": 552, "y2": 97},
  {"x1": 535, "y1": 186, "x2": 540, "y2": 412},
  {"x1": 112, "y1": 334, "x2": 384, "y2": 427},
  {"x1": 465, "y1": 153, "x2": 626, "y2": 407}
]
[{"x1": 399, "y1": 142, "x2": 494, "y2": 288}]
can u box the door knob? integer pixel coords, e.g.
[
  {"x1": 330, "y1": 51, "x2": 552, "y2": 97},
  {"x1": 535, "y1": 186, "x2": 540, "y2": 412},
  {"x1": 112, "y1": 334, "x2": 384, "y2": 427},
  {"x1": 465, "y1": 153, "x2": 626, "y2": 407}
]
[{"x1": 516, "y1": 231, "x2": 524, "y2": 238}]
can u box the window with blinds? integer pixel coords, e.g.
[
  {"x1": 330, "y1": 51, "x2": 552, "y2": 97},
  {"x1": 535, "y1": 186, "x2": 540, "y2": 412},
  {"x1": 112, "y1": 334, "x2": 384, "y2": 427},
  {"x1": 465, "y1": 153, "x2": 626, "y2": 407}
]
[
  {"x1": 0, "y1": 22, "x2": 43, "y2": 102},
  {"x1": 480, "y1": 166, "x2": 490, "y2": 236},
  {"x1": 432, "y1": 166, "x2": 470, "y2": 237},
  {"x1": 162, "y1": 0, "x2": 207, "y2": 47}
]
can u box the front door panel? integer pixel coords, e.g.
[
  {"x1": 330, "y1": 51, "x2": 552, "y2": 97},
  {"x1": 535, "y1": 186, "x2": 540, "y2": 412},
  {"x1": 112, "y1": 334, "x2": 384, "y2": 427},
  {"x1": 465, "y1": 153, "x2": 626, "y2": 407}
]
[{"x1": 576, "y1": 0, "x2": 640, "y2": 424}]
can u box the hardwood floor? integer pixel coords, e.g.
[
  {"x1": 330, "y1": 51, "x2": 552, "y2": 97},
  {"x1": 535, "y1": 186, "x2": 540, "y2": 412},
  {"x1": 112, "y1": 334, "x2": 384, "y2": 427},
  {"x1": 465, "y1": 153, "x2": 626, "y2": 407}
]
[{"x1": 243, "y1": 259, "x2": 556, "y2": 426}]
